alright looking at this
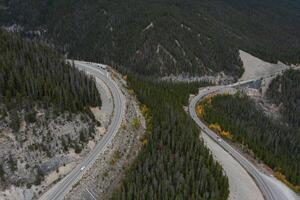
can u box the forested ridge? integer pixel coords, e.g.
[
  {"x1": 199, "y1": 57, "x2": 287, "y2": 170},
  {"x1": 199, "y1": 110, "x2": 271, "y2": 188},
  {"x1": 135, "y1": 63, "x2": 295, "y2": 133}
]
[
  {"x1": 267, "y1": 69, "x2": 300, "y2": 128},
  {"x1": 0, "y1": 28, "x2": 101, "y2": 113},
  {"x1": 198, "y1": 94, "x2": 300, "y2": 190},
  {"x1": 1, "y1": 0, "x2": 300, "y2": 197},
  {"x1": 2, "y1": 0, "x2": 300, "y2": 77},
  {"x1": 112, "y1": 78, "x2": 229, "y2": 199}
]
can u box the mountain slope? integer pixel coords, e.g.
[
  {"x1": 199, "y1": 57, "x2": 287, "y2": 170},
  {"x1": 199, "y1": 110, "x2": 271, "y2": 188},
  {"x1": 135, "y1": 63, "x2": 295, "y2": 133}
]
[{"x1": 2, "y1": 0, "x2": 300, "y2": 77}]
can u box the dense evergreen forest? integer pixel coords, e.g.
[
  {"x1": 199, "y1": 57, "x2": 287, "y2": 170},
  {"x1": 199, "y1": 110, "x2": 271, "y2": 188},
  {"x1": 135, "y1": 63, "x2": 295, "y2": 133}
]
[
  {"x1": 2, "y1": 0, "x2": 300, "y2": 77},
  {"x1": 267, "y1": 69, "x2": 300, "y2": 128},
  {"x1": 198, "y1": 94, "x2": 300, "y2": 190},
  {"x1": 112, "y1": 78, "x2": 229, "y2": 199},
  {"x1": 0, "y1": 29, "x2": 101, "y2": 113}
]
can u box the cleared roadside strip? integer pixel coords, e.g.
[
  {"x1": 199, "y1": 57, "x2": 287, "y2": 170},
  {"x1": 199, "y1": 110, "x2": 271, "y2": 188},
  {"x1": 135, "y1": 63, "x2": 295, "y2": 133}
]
[
  {"x1": 189, "y1": 82, "x2": 298, "y2": 200},
  {"x1": 40, "y1": 61, "x2": 126, "y2": 200}
]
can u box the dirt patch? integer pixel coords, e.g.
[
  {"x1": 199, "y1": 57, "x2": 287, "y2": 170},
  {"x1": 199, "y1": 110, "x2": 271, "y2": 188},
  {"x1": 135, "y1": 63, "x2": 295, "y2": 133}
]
[
  {"x1": 44, "y1": 162, "x2": 77, "y2": 186},
  {"x1": 239, "y1": 50, "x2": 289, "y2": 81}
]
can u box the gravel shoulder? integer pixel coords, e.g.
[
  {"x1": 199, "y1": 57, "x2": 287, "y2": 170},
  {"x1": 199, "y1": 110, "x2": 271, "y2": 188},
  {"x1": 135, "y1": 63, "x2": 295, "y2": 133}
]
[
  {"x1": 87, "y1": 72, "x2": 113, "y2": 128},
  {"x1": 239, "y1": 50, "x2": 289, "y2": 81},
  {"x1": 201, "y1": 133, "x2": 264, "y2": 200}
]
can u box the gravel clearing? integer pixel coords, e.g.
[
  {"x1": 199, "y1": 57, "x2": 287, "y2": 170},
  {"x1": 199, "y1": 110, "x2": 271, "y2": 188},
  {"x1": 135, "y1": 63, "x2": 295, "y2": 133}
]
[
  {"x1": 239, "y1": 50, "x2": 289, "y2": 81},
  {"x1": 86, "y1": 72, "x2": 113, "y2": 128}
]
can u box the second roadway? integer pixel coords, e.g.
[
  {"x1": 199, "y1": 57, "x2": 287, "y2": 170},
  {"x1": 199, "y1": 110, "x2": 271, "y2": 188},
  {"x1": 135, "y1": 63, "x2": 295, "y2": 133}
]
[{"x1": 189, "y1": 81, "x2": 298, "y2": 200}]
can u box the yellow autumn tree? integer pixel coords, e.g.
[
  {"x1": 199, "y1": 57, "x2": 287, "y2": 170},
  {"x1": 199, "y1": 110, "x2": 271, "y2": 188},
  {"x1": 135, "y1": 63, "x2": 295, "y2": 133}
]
[
  {"x1": 196, "y1": 104, "x2": 205, "y2": 117},
  {"x1": 140, "y1": 104, "x2": 152, "y2": 133},
  {"x1": 142, "y1": 138, "x2": 148, "y2": 145},
  {"x1": 220, "y1": 130, "x2": 233, "y2": 139},
  {"x1": 209, "y1": 123, "x2": 222, "y2": 133},
  {"x1": 209, "y1": 123, "x2": 233, "y2": 140}
]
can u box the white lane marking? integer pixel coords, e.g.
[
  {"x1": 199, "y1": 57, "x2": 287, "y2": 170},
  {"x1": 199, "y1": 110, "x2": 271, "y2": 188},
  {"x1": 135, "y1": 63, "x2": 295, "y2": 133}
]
[{"x1": 85, "y1": 188, "x2": 97, "y2": 200}]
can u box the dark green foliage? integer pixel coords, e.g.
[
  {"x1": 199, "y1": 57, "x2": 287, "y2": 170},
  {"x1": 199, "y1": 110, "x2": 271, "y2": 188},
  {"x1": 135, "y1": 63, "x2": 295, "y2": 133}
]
[
  {"x1": 9, "y1": 109, "x2": 20, "y2": 132},
  {"x1": 0, "y1": 164, "x2": 4, "y2": 181},
  {"x1": 8, "y1": 154, "x2": 17, "y2": 172},
  {"x1": 34, "y1": 167, "x2": 44, "y2": 186},
  {"x1": 74, "y1": 144, "x2": 83, "y2": 154},
  {"x1": 201, "y1": 94, "x2": 300, "y2": 186},
  {"x1": 3, "y1": 0, "x2": 300, "y2": 77},
  {"x1": 267, "y1": 69, "x2": 300, "y2": 127},
  {"x1": 79, "y1": 128, "x2": 88, "y2": 143},
  {"x1": 0, "y1": 106, "x2": 7, "y2": 119},
  {"x1": 61, "y1": 137, "x2": 69, "y2": 152},
  {"x1": 0, "y1": 29, "x2": 101, "y2": 112},
  {"x1": 25, "y1": 111, "x2": 37, "y2": 123},
  {"x1": 112, "y1": 78, "x2": 229, "y2": 199},
  {"x1": 0, "y1": 1, "x2": 9, "y2": 24}
]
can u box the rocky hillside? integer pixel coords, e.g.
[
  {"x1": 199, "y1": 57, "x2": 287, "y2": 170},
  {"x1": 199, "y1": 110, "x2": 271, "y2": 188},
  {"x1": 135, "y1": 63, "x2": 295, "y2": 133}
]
[
  {"x1": 0, "y1": 29, "x2": 101, "y2": 190},
  {"x1": 2, "y1": 0, "x2": 300, "y2": 78}
]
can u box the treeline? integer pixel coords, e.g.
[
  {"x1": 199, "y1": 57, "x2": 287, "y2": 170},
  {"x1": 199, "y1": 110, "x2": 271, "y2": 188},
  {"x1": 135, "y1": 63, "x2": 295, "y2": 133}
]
[
  {"x1": 267, "y1": 69, "x2": 300, "y2": 127},
  {"x1": 200, "y1": 94, "x2": 300, "y2": 188},
  {"x1": 112, "y1": 78, "x2": 229, "y2": 199},
  {"x1": 0, "y1": 29, "x2": 101, "y2": 113},
  {"x1": 3, "y1": 0, "x2": 300, "y2": 77}
]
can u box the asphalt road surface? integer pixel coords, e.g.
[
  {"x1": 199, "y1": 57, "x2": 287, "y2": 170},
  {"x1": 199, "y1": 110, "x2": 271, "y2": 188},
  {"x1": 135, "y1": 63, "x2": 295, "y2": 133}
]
[
  {"x1": 189, "y1": 80, "x2": 299, "y2": 200},
  {"x1": 40, "y1": 61, "x2": 125, "y2": 200}
]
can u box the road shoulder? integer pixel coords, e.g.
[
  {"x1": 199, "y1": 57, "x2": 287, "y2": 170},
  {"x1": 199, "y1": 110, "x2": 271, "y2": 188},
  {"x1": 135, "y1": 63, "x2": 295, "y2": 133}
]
[
  {"x1": 65, "y1": 71, "x2": 146, "y2": 200},
  {"x1": 201, "y1": 133, "x2": 264, "y2": 200}
]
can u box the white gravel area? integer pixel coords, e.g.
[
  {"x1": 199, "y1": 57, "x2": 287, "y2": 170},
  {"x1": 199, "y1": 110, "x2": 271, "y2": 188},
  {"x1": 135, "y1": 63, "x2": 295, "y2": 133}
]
[
  {"x1": 201, "y1": 133, "x2": 264, "y2": 200},
  {"x1": 239, "y1": 50, "x2": 289, "y2": 81},
  {"x1": 86, "y1": 72, "x2": 113, "y2": 128}
]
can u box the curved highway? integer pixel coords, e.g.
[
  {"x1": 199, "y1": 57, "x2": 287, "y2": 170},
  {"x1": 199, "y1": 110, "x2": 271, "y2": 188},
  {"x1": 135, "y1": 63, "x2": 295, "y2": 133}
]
[
  {"x1": 189, "y1": 80, "x2": 298, "y2": 200},
  {"x1": 40, "y1": 61, "x2": 125, "y2": 200}
]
